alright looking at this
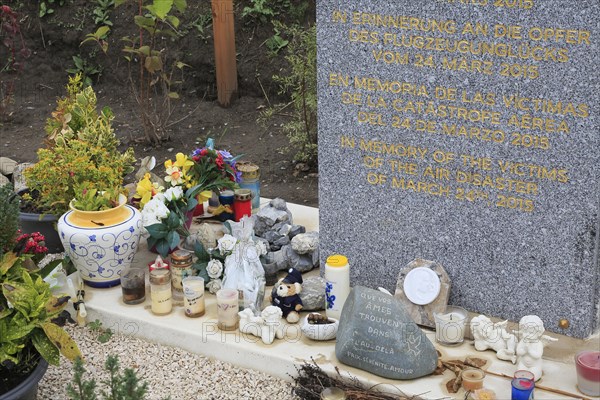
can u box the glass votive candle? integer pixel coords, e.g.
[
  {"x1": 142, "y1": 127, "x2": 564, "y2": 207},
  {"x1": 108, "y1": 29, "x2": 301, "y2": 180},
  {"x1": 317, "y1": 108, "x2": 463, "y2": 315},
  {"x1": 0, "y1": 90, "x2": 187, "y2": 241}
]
[
  {"x1": 575, "y1": 351, "x2": 600, "y2": 396},
  {"x1": 511, "y1": 370, "x2": 535, "y2": 400},
  {"x1": 216, "y1": 288, "x2": 239, "y2": 331},
  {"x1": 183, "y1": 276, "x2": 205, "y2": 318},
  {"x1": 462, "y1": 368, "x2": 485, "y2": 390},
  {"x1": 150, "y1": 268, "x2": 172, "y2": 315},
  {"x1": 320, "y1": 387, "x2": 347, "y2": 400},
  {"x1": 121, "y1": 267, "x2": 146, "y2": 305},
  {"x1": 433, "y1": 306, "x2": 468, "y2": 346}
]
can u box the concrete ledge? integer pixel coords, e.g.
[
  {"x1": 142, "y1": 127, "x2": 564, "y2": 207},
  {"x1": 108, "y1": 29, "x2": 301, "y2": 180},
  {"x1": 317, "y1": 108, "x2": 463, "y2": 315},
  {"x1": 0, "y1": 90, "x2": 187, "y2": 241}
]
[{"x1": 81, "y1": 200, "x2": 593, "y2": 399}]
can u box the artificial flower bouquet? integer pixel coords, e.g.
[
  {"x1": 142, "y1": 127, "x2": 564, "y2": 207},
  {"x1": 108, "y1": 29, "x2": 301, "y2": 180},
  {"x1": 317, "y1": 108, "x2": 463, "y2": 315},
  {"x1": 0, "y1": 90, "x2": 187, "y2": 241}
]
[{"x1": 134, "y1": 142, "x2": 242, "y2": 256}]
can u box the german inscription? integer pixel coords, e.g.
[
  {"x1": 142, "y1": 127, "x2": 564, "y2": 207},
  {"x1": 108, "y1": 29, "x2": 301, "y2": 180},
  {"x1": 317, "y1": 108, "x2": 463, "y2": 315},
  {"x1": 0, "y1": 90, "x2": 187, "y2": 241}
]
[{"x1": 318, "y1": 1, "x2": 599, "y2": 338}]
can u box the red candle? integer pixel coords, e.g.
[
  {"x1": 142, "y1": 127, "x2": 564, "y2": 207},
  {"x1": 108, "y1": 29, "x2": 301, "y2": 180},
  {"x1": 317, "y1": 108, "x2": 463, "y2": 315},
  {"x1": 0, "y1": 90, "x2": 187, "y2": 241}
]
[
  {"x1": 233, "y1": 189, "x2": 252, "y2": 222},
  {"x1": 576, "y1": 351, "x2": 600, "y2": 396}
]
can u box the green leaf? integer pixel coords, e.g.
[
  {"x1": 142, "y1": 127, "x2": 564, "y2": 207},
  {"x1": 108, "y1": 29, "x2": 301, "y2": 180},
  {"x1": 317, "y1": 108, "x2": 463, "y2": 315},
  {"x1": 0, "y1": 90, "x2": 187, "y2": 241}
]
[
  {"x1": 155, "y1": 239, "x2": 171, "y2": 258},
  {"x1": 94, "y1": 25, "x2": 111, "y2": 38},
  {"x1": 115, "y1": 0, "x2": 126, "y2": 6},
  {"x1": 144, "y1": 55, "x2": 163, "y2": 73},
  {"x1": 32, "y1": 329, "x2": 60, "y2": 366},
  {"x1": 137, "y1": 45, "x2": 151, "y2": 56},
  {"x1": 4, "y1": 321, "x2": 35, "y2": 341},
  {"x1": 134, "y1": 15, "x2": 155, "y2": 29},
  {"x1": 166, "y1": 15, "x2": 180, "y2": 28},
  {"x1": 193, "y1": 241, "x2": 210, "y2": 261},
  {"x1": 167, "y1": 230, "x2": 180, "y2": 250},
  {"x1": 173, "y1": 0, "x2": 186, "y2": 13},
  {"x1": 42, "y1": 322, "x2": 81, "y2": 361},
  {"x1": 145, "y1": 224, "x2": 169, "y2": 239},
  {"x1": 146, "y1": 0, "x2": 173, "y2": 20}
]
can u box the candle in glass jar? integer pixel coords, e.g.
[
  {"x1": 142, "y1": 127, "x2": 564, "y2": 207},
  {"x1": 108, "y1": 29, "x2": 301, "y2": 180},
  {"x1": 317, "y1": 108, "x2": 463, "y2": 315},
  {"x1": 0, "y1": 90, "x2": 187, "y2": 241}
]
[
  {"x1": 461, "y1": 369, "x2": 485, "y2": 390},
  {"x1": 576, "y1": 351, "x2": 600, "y2": 396},
  {"x1": 433, "y1": 306, "x2": 468, "y2": 346},
  {"x1": 511, "y1": 370, "x2": 535, "y2": 400},
  {"x1": 216, "y1": 288, "x2": 239, "y2": 331},
  {"x1": 150, "y1": 268, "x2": 172, "y2": 315},
  {"x1": 183, "y1": 276, "x2": 205, "y2": 318}
]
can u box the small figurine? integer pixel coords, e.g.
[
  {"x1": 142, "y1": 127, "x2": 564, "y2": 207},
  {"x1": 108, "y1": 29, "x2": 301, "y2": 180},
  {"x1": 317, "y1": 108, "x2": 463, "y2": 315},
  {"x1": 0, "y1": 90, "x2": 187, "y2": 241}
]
[
  {"x1": 238, "y1": 306, "x2": 284, "y2": 345},
  {"x1": 471, "y1": 315, "x2": 517, "y2": 363},
  {"x1": 270, "y1": 268, "x2": 303, "y2": 323},
  {"x1": 515, "y1": 315, "x2": 558, "y2": 381}
]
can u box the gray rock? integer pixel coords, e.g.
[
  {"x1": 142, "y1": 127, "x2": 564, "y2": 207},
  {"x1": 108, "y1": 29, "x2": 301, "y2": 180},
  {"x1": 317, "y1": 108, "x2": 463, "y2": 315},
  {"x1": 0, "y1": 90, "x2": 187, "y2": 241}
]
[
  {"x1": 0, "y1": 174, "x2": 9, "y2": 187},
  {"x1": 264, "y1": 230, "x2": 284, "y2": 244},
  {"x1": 12, "y1": 163, "x2": 34, "y2": 194},
  {"x1": 286, "y1": 245, "x2": 317, "y2": 272},
  {"x1": 257, "y1": 206, "x2": 290, "y2": 227},
  {"x1": 264, "y1": 245, "x2": 292, "y2": 271},
  {"x1": 336, "y1": 286, "x2": 438, "y2": 380},
  {"x1": 289, "y1": 225, "x2": 306, "y2": 240},
  {"x1": 277, "y1": 223, "x2": 292, "y2": 237},
  {"x1": 0, "y1": 157, "x2": 17, "y2": 175},
  {"x1": 273, "y1": 236, "x2": 290, "y2": 247},
  {"x1": 299, "y1": 276, "x2": 326, "y2": 311},
  {"x1": 252, "y1": 215, "x2": 269, "y2": 237},
  {"x1": 291, "y1": 231, "x2": 319, "y2": 255},
  {"x1": 270, "y1": 198, "x2": 287, "y2": 211}
]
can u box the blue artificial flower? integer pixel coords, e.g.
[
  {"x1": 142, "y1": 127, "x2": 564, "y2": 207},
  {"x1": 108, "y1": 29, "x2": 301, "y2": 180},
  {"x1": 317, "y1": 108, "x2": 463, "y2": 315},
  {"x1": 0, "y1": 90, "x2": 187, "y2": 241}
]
[{"x1": 219, "y1": 150, "x2": 232, "y2": 159}]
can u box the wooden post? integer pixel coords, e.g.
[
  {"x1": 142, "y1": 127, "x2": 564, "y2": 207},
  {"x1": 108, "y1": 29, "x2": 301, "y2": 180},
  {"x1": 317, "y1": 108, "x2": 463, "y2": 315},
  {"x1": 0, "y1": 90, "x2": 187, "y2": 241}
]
[{"x1": 211, "y1": 0, "x2": 238, "y2": 107}]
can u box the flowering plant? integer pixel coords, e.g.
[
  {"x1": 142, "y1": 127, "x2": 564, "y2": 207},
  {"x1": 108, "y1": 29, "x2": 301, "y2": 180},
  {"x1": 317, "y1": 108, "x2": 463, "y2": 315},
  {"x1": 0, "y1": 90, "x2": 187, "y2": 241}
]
[
  {"x1": 13, "y1": 231, "x2": 48, "y2": 264},
  {"x1": 188, "y1": 145, "x2": 242, "y2": 196}
]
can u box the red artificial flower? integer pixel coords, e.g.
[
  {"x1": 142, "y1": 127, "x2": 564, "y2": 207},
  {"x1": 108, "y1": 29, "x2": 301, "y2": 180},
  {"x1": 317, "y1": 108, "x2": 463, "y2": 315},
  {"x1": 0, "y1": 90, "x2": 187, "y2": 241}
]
[{"x1": 200, "y1": 149, "x2": 208, "y2": 156}]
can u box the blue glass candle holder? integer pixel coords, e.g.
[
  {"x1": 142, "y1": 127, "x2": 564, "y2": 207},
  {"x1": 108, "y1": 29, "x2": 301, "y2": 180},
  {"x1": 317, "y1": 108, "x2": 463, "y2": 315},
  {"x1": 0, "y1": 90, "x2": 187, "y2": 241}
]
[
  {"x1": 218, "y1": 190, "x2": 235, "y2": 221},
  {"x1": 511, "y1": 370, "x2": 535, "y2": 400}
]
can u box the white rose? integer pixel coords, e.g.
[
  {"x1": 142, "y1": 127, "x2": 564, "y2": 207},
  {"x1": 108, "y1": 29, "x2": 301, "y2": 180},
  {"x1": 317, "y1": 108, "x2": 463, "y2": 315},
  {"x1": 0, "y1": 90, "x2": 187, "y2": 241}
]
[
  {"x1": 164, "y1": 186, "x2": 184, "y2": 201},
  {"x1": 206, "y1": 278, "x2": 222, "y2": 294},
  {"x1": 206, "y1": 259, "x2": 223, "y2": 279},
  {"x1": 255, "y1": 241, "x2": 267, "y2": 256},
  {"x1": 141, "y1": 198, "x2": 170, "y2": 227},
  {"x1": 217, "y1": 234, "x2": 237, "y2": 255}
]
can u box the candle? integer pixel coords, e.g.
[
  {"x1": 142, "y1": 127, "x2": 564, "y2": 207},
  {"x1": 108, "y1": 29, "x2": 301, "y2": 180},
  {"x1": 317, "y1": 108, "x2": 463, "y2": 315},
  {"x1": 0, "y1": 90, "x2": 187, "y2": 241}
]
[
  {"x1": 511, "y1": 370, "x2": 534, "y2": 400},
  {"x1": 216, "y1": 288, "x2": 239, "y2": 331},
  {"x1": 183, "y1": 277, "x2": 205, "y2": 318},
  {"x1": 150, "y1": 269, "x2": 172, "y2": 315},
  {"x1": 433, "y1": 306, "x2": 468, "y2": 346},
  {"x1": 576, "y1": 351, "x2": 600, "y2": 396},
  {"x1": 148, "y1": 255, "x2": 169, "y2": 271},
  {"x1": 462, "y1": 369, "x2": 485, "y2": 390}
]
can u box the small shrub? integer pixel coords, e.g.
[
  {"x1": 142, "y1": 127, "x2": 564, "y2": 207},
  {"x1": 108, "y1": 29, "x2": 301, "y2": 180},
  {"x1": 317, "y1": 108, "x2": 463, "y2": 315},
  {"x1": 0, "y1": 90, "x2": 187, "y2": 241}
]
[{"x1": 0, "y1": 184, "x2": 19, "y2": 256}]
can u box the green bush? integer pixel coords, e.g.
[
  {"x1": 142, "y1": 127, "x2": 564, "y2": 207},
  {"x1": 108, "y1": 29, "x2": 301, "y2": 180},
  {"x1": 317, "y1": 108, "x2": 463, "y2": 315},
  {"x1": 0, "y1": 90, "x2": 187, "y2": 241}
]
[
  {"x1": 0, "y1": 184, "x2": 19, "y2": 256},
  {"x1": 261, "y1": 23, "x2": 317, "y2": 165}
]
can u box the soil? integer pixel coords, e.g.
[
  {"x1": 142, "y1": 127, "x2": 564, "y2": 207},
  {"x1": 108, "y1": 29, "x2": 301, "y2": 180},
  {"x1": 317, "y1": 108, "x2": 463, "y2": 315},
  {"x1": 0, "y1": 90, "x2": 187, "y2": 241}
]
[{"x1": 0, "y1": 0, "x2": 318, "y2": 207}]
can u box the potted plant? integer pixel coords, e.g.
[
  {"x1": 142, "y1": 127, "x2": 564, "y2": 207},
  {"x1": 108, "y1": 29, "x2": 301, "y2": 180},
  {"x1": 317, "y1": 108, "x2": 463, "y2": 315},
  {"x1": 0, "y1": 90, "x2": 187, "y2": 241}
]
[
  {"x1": 21, "y1": 74, "x2": 135, "y2": 253},
  {"x1": 57, "y1": 186, "x2": 142, "y2": 288},
  {"x1": 0, "y1": 228, "x2": 81, "y2": 398}
]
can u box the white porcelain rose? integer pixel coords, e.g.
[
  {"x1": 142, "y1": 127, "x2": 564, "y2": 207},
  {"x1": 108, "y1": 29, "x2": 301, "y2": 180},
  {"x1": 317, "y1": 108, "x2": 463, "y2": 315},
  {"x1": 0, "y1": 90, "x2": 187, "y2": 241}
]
[
  {"x1": 206, "y1": 259, "x2": 224, "y2": 279},
  {"x1": 217, "y1": 234, "x2": 237, "y2": 255},
  {"x1": 206, "y1": 278, "x2": 223, "y2": 294}
]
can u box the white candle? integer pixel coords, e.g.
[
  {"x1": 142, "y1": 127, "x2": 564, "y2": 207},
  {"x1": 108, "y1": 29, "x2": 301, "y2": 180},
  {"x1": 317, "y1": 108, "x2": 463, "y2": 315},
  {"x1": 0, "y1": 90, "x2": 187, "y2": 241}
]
[
  {"x1": 434, "y1": 306, "x2": 468, "y2": 346},
  {"x1": 216, "y1": 288, "x2": 239, "y2": 331},
  {"x1": 183, "y1": 277, "x2": 205, "y2": 318}
]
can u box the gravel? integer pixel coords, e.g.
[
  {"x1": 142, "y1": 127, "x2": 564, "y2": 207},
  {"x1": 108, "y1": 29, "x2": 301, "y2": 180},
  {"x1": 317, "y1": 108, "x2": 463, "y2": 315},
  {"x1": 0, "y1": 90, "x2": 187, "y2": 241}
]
[{"x1": 38, "y1": 324, "x2": 297, "y2": 400}]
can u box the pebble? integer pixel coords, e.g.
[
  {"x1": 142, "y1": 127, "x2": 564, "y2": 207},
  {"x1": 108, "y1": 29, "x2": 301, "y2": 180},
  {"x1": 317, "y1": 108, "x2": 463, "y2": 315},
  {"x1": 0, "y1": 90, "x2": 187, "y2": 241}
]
[{"x1": 38, "y1": 325, "x2": 296, "y2": 400}]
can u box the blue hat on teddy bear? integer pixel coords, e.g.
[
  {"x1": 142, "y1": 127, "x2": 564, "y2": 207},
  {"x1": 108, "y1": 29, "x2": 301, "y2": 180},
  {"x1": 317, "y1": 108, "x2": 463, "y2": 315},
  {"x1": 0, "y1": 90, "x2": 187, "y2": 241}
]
[{"x1": 282, "y1": 268, "x2": 303, "y2": 285}]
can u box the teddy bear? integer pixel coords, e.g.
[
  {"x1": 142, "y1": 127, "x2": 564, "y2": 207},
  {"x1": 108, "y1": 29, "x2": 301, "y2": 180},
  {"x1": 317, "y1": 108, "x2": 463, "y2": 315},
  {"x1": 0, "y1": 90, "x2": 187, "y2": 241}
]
[{"x1": 270, "y1": 268, "x2": 303, "y2": 323}]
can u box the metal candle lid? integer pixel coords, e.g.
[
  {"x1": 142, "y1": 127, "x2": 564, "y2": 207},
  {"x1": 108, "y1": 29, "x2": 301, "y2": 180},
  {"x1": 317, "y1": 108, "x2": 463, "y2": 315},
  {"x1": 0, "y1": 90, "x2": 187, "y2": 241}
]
[
  {"x1": 234, "y1": 188, "x2": 252, "y2": 201},
  {"x1": 237, "y1": 162, "x2": 260, "y2": 180},
  {"x1": 150, "y1": 268, "x2": 171, "y2": 285},
  {"x1": 170, "y1": 249, "x2": 192, "y2": 265}
]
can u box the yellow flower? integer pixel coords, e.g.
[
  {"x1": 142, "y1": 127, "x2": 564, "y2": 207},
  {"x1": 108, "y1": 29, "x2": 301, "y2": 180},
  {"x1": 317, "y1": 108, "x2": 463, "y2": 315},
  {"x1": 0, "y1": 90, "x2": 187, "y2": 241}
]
[
  {"x1": 174, "y1": 152, "x2": 194, "y2": 172},
  {"x1": 135, "y1": 173, "x2": 163, "y2": 208},
  {"x1": 472, "y1": 389, "x2": 497, "y2": 400},
  {"x1": 165, "y1": 165, "x2": 184, "y2": 186}
]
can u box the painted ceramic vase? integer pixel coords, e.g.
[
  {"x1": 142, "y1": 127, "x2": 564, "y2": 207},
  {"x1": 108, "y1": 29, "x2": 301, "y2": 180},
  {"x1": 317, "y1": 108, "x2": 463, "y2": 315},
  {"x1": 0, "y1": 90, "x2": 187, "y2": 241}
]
[{"x1": 57, "y1": 195, "x2": 142, "y2": 288}]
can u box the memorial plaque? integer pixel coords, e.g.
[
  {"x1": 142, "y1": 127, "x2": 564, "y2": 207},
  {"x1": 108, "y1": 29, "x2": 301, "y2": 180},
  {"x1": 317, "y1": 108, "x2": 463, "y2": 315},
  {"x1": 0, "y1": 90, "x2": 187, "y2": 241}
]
[
  {"x1": 335, "y1": 286, "x2": 438, "y2": 379},
  {"x1": 317, "y1": 0, "x2": 599, "y2": 338}
]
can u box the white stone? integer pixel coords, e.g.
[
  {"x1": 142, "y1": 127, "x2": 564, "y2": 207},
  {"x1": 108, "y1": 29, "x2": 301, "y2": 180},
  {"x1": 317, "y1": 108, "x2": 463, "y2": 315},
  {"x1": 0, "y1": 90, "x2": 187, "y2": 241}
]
[{"x1": 290, "y1": 231, "x2": 319, "y2": 255}]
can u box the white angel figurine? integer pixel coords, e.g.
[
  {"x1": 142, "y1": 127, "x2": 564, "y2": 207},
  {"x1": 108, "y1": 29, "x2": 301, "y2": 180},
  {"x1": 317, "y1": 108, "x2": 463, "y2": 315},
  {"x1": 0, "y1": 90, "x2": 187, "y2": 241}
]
[
  {"x1": 471, "y1": 315, "x2": 517, "y2": 363},
  {"x1": 515, "y1": 315, "x2": 558, "y2": 381}
]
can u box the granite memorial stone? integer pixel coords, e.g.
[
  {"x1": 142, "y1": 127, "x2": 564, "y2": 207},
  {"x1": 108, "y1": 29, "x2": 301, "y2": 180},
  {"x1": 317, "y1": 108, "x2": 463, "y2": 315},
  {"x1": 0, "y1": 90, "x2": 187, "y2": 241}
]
[
  {"x1": 317, "y1": 0, "x2": 599, "y2": 338},
  {"x1": 335, "y1": 286, "x2": 438, "y2": 379}
]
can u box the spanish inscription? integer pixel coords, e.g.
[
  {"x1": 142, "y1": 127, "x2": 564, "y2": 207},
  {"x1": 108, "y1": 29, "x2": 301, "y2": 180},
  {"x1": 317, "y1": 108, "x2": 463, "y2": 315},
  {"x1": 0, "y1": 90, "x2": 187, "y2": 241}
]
[{"x1": 318, "y1": 0, "x2": 599, "y2": 338}]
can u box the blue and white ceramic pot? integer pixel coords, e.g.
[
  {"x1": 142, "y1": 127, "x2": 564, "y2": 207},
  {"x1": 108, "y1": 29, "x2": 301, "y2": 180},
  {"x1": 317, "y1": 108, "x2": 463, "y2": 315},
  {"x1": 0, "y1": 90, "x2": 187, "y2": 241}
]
[{"x1": 57, "y1": 195, "x2": 142, "y2": 288}]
